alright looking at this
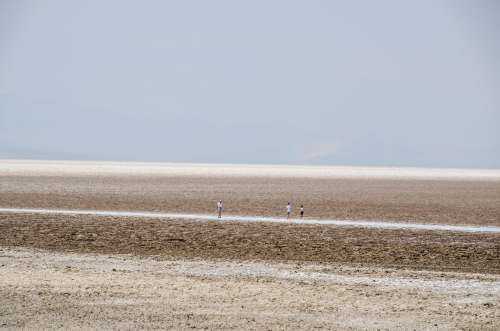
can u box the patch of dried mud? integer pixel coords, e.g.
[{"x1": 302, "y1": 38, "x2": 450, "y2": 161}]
[{"x1": 0, "y1": 213, "x2": 498, "y2": 274}]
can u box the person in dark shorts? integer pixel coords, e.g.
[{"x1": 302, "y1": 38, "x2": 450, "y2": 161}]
[
  {"x1": 300, "y1": 205, "x2": 304, "y2": 218},
  {"x1": 217, "y1": 200, "x2": 223, "y2": 218}
]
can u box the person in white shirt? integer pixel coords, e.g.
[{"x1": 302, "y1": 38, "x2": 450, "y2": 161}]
[
  {"x1": 300, "y1": 205, "x2": 304, "y2": 218},
  {"x1": 286, "y1": 202, "x2": 292, "y2": 219},
  {"x1": 217, "y1": 200, "x2": 223, "y2": 219}
]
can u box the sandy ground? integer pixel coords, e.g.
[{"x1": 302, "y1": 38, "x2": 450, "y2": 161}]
[
  {"x1": 1, "y1": 164, "x2": 499, "y2": 330},
  {"x1": 1, "y1": 247, "x2": 499, "y2": 330}
]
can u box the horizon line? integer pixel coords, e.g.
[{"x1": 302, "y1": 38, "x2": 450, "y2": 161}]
[
  {"x1": 1, "y1": 158, "x2": 500, "y2": 172},
  {"x1": 1, "y1": 159, "x2": 500, "y2": 180}
]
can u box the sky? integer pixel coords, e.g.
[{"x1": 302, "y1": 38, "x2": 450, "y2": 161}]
[{"x1": 1, "y1": 0, "x2": 499, "y2": 168}]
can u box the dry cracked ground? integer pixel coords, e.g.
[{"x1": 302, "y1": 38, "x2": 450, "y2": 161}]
[{"x1": 0, "y1": 173, "x2": 499, "y2": 330}]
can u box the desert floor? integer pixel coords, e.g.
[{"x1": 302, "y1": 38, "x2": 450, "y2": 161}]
[{"x1": 0, "y1": 166, "x2": 499, "y2": 330}]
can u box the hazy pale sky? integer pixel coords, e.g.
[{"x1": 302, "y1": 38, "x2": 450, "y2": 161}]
[{"x1": 1, "y1": 0, "x2": 499, "y2": 168}]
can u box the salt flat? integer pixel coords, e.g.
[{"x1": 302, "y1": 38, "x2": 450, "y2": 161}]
[
  {"x1": 1, "y1": 159, "x2": 500, "y2": 180},
  {"x1": 1, "y1": 160, "x2": 499, "y2": 330},
  {"x1": 1, "y1": 207, "x2": 499, "y2": 233}
]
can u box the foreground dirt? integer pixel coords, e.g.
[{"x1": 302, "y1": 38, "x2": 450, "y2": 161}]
[
  {"x1": 1, "y1": 213, "x2": 498, "y2": 274},
  {"x1": 1, "y1": 247, "x2": 498, "y2": 330},
  {"x1": 1, "y1": 175, "x2": 500, "y2": 226}
]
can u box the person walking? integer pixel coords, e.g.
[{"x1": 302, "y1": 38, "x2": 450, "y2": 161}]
[
  {"x1": 217, "y1": 200, "x2": 223, "y2": 219},
  {"x1": 300, "y1": 205, "x2": 304, "y2": 218},
  {"x1": 286, "y1": 202, "x2": 292, "y2": 219}
]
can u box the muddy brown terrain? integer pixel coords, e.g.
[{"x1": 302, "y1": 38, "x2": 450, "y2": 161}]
[{"x1": 0, "y1": 213, "x2": 498, "y2": 274}]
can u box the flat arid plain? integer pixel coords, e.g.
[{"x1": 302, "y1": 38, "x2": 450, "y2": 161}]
[{"x1": 1, "y1": 160, "x2": 499, "y2": 330}]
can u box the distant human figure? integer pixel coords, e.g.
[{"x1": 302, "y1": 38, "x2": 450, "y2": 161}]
[
  {"x1": 286, "y1": 202, "x2": 292, "y2": 219},
  {"x1": 300, "y1": 205, "x2": 304, "y2": 218},
  {"x1": 217, "y1": 200, "x2": 223, "y2": 218}
]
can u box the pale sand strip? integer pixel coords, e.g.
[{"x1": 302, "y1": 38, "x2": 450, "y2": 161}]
[
  {"x1": 1, "y1": 207, "x2": 499, "y2": 233},
  {"x1": 1, "y1": 159, "x2": 500, "y2": 180}
]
